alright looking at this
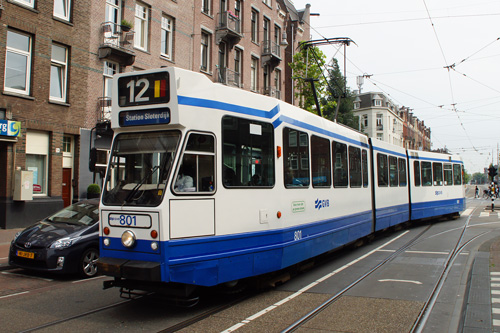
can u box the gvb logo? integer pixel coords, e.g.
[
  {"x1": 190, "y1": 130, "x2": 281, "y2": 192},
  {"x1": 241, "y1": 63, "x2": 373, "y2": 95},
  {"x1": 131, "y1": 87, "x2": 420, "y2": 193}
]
[{"x1": 315, "y1": 198, "x2": 330, "y2": 210}]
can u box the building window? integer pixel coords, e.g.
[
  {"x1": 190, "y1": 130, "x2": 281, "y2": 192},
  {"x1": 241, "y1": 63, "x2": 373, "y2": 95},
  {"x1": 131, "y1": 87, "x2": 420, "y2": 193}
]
[
  {"x1": 354, "y1": 102, "x2": 360, "y2": 109},
  {"x1": 263, "y1": 17, "x2": 270, "y2": 43},
  {"x1": 11, "y1": 0, "x2": 34, "y2": 8},
  {"x1": 103, "y1": 61, "x2": 118, "y2": 98},
  {"x1": 106, "y1": 0, "x2": 121, "y2": 29},
  {"x1": 200, "y1": 31, "x2": 211, "y2": 72},
  {"x1": 4, "y1": 30, "x2": 32, "y2": 95},
  {"x1": 362, "y1": 114, "x2": 368, "y2": 127},
  {"x1": 202, "y1": 0, "x2": 211, "y2": 15},
  {"x1": 251, "y1": 9, "x2": 258, "y2": 43},
  {"x1": 63, "y1": 136, "x2": 72, "y2": 153},
  {"x1": 235, "y1": 0, "x2": 241, "y2": 20},
  {"x1": 54, "y1": 0, "x2": 71, "y2": 21},
  {"x1": 263, "y1": 0, "x2": 271, "y2": 7},
  {"x1": 161, "y1": 15, "x2": 174, "y2": 60},
  {"x1": 50, "y1": 44, "x2": 68, "y2": 102},
  {"x1": 134, "y1": 3, "x2": 149, "y2": 50},
  {"x1": 274, "y1": 69, "x2": 281, "y2": 99},
  {"x1": 250, "y1": 57, "x2": 258, "y2": 92},
  {"x1": 26, "y1": 131, "x2": 49, "y2": 195}
]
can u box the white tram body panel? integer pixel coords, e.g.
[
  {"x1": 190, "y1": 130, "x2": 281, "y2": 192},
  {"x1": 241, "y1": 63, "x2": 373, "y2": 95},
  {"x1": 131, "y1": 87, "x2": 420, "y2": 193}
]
[
  {"x1": 407, "y1": 150, "x2": 465, "y2": 220},
  {"x1": 98, "y1": 67, "x2": 464, "y2": 293}
]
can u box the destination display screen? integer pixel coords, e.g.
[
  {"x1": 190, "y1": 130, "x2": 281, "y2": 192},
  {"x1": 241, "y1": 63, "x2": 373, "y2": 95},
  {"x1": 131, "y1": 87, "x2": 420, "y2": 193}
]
[{"x1": 118, "y1": 72, "x2": 170, "y2": 107}]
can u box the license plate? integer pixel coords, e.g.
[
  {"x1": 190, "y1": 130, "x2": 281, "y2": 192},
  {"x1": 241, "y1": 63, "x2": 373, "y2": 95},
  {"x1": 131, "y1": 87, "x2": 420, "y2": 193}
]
[{"x1": 17, "y1": 250, "x2": 35, "y2": 259}]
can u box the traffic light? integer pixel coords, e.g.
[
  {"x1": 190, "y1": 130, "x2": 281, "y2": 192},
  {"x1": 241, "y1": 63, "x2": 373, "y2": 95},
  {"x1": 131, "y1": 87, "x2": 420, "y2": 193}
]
[{"x1": 488, "y1": 165, "x2": 498, "y2": 180}]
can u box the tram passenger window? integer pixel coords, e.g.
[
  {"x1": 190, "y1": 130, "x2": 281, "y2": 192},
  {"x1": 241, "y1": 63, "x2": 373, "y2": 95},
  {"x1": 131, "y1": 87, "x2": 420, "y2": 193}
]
[
  {"x1": 349, "y1": 146, "x2": 362, "y2": 188},
  {"x1": 222, "y1": 116, "x2": 275, "y2": 188},
  {"x1": 414, "y1": 161, "x2": 421, "y2": 186},
  {"x1": 389, "y1": 156, "x2": 398, "y2": 187},
  {"x1": 444, "y1": 164, "x2": 453, "y2": 186},
  {"x1": 433, "y1": 163, "x2": 443, "y2": 186},
  {"x1": 174, "y1": 133, "x2": 215, "y2": 193},
  {"x1": 377, "y1": 153, "x2": 388, "y2": 187},
  {"x1": 421, "y1": 162, "x2": 432, "y2": 186},
  {"x1": 398, "y1": 158, "x2": 407, "y2": 186},
  {"x1": 362, "y1": 150, "x2": 368, "y2": 187},
  {"x1": 332, "y1": 141, "x2": 348, "y2": 187},
  {"x1": 284, "y1": 127, "x2": 309, "y2": 187},
  {"x1": 311, "y1": 136, "x2": 331, "y2": 187},
  {"x1": 453, "y1": 164, "x2": 462, "y2": 185}
]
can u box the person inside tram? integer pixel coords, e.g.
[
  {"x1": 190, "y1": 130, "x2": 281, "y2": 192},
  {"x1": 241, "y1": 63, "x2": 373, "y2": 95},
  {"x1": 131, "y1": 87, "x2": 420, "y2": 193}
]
[{"x1": 175, "y1": 165, "x2": 194, "y2": 191}]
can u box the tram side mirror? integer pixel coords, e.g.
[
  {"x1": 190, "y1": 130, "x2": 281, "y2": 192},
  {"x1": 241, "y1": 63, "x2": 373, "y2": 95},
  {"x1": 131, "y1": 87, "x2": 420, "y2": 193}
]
[{"x1": 89, "y1": 148, "x2": 97, "y2": 173}]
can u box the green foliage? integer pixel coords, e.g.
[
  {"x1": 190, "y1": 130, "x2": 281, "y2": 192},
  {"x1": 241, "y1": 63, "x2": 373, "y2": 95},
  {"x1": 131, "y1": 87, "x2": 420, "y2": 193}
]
[
  {"x1": 121, "y1": 19, "x2": 133, "y2": 29},
  {"x1": 87, "y1": 184, "x2": 101, "y2": 194},
  {"x1": 288, "y1": 44, "x2": 359, "y2": 130}
]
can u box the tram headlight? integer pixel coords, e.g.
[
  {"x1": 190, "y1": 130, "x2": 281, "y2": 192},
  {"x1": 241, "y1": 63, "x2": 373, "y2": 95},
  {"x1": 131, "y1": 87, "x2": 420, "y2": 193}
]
[{"x1": 121, "y1": 230, "x2": 136, "y2": 248}]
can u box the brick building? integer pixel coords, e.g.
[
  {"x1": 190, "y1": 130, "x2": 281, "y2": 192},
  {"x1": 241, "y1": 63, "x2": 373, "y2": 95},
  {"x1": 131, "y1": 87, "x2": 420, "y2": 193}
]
[
  {"x1": 0, "y1": 0, "x2": 91, "y2": 228},
  {"x1": 0, "y1": 0, "x2": 311, "y2": 228}
]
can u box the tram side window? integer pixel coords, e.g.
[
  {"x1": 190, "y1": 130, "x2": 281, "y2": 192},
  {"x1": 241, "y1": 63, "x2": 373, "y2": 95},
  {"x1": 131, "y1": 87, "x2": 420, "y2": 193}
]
[
  {"x1": 414, "y1": 161, "x2": 421, "y2": 186},
  {"x1": 332, "y1": 141, "x2": 348, "y2": 187},
  {"x1": 421, "y1": 162, "x2": 432, "y2": 186},
  {"x1": 444, "y1": 164, "x2": 453, "y2": 186},
  {"x1": 349, "y1": 146, "x2": 362, "y2": 188},
  {"x1": 398, "y1": 158, "x2": 407, "y2": 186},
  {"x1": 311, "y1": 135, "x2": 331, "y2": 187},
  {"x1": 453, "y1": 164, "x2": 462, "y2": 185},
  {"x1": 389, "y1": 156, "x2": 398, "y2": 187},
  {"x1": 222, "y1": 116, "x2": 275, "y2": 187},
  {"x1": 284, "y1": 127, "x2": 309, "y2": 187},
  {"x1": 174, "y1": 133, "x2": 215, "y2": 193},
  {"x1": 362, "y1": 149, "x2": 368, "y2": 187},
  {"x1": 433, "y1": 163, "x2": 443, "y2": 186},
  {"x1": 377, "y1": 153, "x2": 388, "y2": 187}
]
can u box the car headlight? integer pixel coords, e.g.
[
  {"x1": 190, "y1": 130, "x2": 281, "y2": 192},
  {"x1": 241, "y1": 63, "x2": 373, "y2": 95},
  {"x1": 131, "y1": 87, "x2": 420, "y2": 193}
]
[
  {"x1": 50, "y1": 237, "x2": 82, "y2": 249},
  {"x1": 12, "y1": 231, "x2": 22, "y2": 242}
]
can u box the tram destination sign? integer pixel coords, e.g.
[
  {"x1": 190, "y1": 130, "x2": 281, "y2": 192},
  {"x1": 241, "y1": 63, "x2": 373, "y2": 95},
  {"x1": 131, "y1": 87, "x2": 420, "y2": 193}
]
[
  {"x1": 119, "y1": 108, "x2": 170, "y2": 127},
  {"x1": 118, "y1": 72, "x2": 170, "y2": 107}
]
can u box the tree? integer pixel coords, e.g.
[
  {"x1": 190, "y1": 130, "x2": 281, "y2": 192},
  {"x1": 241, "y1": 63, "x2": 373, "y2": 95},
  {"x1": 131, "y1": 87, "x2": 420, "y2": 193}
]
[
  {"x1": 288, "y1": 43, "x2": 326, "y2": 113},
  {"x1": 288, "y1": 44, "x2": 359, "y2": 130}
]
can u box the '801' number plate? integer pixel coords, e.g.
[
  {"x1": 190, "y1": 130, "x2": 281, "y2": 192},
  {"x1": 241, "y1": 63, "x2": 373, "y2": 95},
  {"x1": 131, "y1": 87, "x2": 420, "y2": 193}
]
[{"x1": 108, "y1": 213, "x2": 151, "y2": 228}]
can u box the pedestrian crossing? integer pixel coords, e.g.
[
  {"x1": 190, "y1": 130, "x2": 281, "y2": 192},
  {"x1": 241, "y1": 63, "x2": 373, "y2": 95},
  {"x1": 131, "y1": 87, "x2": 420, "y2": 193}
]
[
  {"x1": 492, "y1": 272, "x2": 500, "y2": 331},
  {"x1": 462, "y1": 208, "x2": 500, "y2": 218}
]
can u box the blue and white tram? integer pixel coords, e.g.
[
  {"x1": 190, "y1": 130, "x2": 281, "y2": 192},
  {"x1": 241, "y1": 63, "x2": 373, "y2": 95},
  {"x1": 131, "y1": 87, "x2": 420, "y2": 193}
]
[
  {"x1": 408, "y1": 150, "x2": 465, "y2": 220},
  {"x1": 97, "y1": 67, "x2": 465, "y2": 296}
]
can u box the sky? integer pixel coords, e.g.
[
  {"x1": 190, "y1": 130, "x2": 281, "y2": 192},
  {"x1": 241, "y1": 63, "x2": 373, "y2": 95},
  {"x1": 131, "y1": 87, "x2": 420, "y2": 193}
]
[{"x1": 290, "y1": 0, "x2": 500, "y2": 174}]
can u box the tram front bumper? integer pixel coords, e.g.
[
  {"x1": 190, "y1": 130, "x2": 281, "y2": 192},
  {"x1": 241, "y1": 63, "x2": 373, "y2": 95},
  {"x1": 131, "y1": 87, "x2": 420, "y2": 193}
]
[{"x1": 97, "y1": 257, "x2": 161, "y2": 281}]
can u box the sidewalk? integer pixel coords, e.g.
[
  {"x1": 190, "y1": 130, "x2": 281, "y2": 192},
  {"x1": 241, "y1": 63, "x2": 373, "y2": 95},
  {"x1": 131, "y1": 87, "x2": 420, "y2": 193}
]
[{"x1": 0, "y1": 228, "x2": 23, "y2": 271}]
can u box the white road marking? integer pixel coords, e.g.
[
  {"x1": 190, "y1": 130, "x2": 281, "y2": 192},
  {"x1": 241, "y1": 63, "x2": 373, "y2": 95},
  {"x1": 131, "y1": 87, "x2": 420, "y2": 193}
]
[
  {"x1": 378, "y1": 279, "x2": 422, "y2": 285},
  {"x1": 462, "y1": 208, "x2": 473, "y2": 216},
  {"x1": 0, "y1": 291, "x2": 29, "y2": 299},
  {"x1": 1, "y1": 271, "x2": 53, "y2": 282},
  {"x1": 220, "y1": 231, "x2": 410, "y2": 333}
]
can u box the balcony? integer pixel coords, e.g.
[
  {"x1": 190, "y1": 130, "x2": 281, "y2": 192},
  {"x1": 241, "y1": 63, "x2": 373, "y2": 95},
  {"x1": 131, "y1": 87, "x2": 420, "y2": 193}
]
[
  {"x1": 261, "y1": 40, "x2": 281, "y2": 67},
  {"x1": 376, "y1": 124, "x2": 383, "y2": 131},
  {"x1": 215, "y1": 11, "x2": 242, "y2": 46},
  {"x1": 263, "y1": 87, "x2": 281, "y2": 100},
  {"x1": 216, "y1": 67, "x2": 241, "y2": 88},
  {"x1": 98, "y1": 97, "x2": 112, "y2": 123},
  {"x1": 98, "y1": 22, "x2": 135, "y2": 66}
]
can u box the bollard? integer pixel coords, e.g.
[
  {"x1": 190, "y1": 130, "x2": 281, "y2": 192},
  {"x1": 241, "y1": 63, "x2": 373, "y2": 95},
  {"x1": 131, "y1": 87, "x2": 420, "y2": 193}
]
[{"x1": 492, "y1": 196, "x2": 495, "y2": 211}]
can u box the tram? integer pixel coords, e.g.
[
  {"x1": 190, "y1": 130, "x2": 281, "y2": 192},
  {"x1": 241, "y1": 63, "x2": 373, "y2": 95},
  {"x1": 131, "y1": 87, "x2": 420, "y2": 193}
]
[{"x1": 96, "y1": 67, "x2": 465, "y2": 296}]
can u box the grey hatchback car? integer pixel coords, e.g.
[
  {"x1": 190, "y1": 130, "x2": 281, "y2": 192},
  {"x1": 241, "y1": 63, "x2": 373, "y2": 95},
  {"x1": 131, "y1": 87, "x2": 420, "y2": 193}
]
[{"x1": 9, "y1": 199, "x2": 100, "y2": 278}]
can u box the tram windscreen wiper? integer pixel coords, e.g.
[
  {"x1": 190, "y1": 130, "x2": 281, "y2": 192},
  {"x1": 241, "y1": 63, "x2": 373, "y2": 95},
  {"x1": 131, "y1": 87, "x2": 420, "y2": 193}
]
[{"x1": 123, "y1": 166, "x2": 159, "y2": 204}]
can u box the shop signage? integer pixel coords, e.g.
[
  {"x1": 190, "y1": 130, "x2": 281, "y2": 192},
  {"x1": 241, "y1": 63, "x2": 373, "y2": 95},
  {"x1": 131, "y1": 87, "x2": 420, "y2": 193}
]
[{"x1": 0, "y1": 120, "x2": 21, "y2": 137}]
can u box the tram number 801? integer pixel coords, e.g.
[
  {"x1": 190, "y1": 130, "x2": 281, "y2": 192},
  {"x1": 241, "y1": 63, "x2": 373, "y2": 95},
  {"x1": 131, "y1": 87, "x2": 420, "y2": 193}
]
[{"x1": 294, "y1": 230, "x2": 303, "y2": 241}]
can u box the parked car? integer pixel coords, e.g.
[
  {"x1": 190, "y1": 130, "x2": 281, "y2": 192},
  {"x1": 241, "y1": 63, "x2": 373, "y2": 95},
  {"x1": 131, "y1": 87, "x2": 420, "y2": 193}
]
[{"x1": 9, "y1": 199, "x2": 100, "y2": 278}]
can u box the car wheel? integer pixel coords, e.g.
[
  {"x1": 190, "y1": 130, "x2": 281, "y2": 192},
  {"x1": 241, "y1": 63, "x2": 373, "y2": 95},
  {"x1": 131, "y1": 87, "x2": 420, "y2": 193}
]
[{"x1": 79, "y1": 247, "x2": 99, "y2": 278}]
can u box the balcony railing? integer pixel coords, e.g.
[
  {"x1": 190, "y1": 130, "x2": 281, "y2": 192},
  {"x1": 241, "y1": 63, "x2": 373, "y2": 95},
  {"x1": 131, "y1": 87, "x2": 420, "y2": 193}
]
[
  {"x1": 215, "y1": 12, "x2": 243, "y2": 45},
  {"x1": 98, "y1": 22, "x2": 135, "y2": 66},
  {"x1": 261, "y1": 40, "x2": 281, "y2": 67},
  {"x1": 217, "y1": 66, "x2": 241, "y2": 88}
]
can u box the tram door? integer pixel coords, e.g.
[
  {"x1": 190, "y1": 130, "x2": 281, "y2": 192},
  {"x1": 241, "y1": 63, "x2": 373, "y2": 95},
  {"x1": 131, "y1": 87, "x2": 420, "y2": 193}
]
[{"x1": 169, "y1": 132, "x2": 216, "y2": 239}]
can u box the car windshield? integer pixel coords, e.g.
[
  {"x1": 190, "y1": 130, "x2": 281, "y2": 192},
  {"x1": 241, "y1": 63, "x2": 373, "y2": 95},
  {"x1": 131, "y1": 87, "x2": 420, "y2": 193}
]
[
  {"x1": 102, "y1": 131, "x2": 180, "y2": 206},
  {"x1": 46, "y1": 202, "x2": 99, "y2": 226}
]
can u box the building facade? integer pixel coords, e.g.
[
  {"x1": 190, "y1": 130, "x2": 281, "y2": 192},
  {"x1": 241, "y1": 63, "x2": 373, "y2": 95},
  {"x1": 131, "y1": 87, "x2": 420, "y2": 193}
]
[
  {"x1": 353, "y1": 92, "x2": 431, "y2": 151},
  {"x1": 0, "y1": 0, "x2": 311, "y2": 228}
]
